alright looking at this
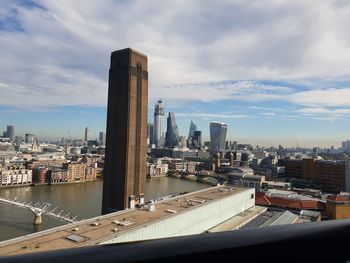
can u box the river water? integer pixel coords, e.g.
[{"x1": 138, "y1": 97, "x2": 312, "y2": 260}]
[{"x1": 0, "y1": 177, "x2": 209, "y2": 241}]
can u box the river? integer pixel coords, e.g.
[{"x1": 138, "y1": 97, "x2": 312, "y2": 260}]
[{"x1": 0, "y1": 177, "x2": 210, "y2": 241}]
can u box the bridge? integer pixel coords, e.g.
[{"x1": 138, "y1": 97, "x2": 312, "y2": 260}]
[
  {"x1": 180, "y1": 171, "x2": 227, "y2": 183},
  {"x1": 0, "y1": 197, "x2": 82, "y2": 225}
]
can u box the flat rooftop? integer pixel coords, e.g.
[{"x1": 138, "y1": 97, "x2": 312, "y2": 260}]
[
  {"x1": 0, "y1": 185, "x2": 246, "y2": 256},
  {"x1": 208, "y1": 206, "x2": 267, "y2": 233}
]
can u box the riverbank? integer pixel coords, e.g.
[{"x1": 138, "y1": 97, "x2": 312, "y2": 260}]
[{"x1": 0, "y1": 179, "x2": 102, "y2": 190}]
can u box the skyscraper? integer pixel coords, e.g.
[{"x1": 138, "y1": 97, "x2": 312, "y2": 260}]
[
  {"x1": 147, "y1": 123, "x2": 154, "y2": 145},
  {"x1": 99, "y1": 132, "x2": 104, "y2": 146},
  {"x1": 210, "y1": 122, "x2": 228, "y2": 152},
  {"x1": 6, "y1": 125, "x2": 15, "y2": 142},
  {"x1": 165, "y1": 112, "x2": 180, "y2": 148},
  {"x1": 192, "y1": 130, "x2": 202, "y2": 148},
  {"x1": 84, "y1": 127, "x2": 89, "y2": 141},
  {"x1": 153, "y1": 99, "x2": 165, "y2": 148},
  {"x1": 15, "y1": 136, "x2": 23, "y2": 145},
  {"x1": 188, "y1": 120, "x2": 197, "y2": 139},
  {"x1": 102, "y1": 48, "x2": 148, "y2": 214},
  {"x1": 25, "y1": 133, "x2": 35, "y2": 144}
]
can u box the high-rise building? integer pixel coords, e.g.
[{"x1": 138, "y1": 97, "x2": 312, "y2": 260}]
[
  {"x1": 210, "y1": 122, "x2": 228, "y2": 152},
  {"x1": 342, "y1": 140, "x2": 350, "y2": 152},
  {"x1": 188, "y1": 120, "x2": 197, "y2": 139},
  {"x1": 6, "y1": 125, "x2": 15, "y2": 142},
  {"x1": 99, "y1": 132, "x2": 104, "y2": 146},
  {"x1": 147, "y1": 123, "x2": 154, "y2": 145},
  {"x1": 84, "y1": 127, "x2": 89, "y2": 141},
  {"x1": 102, "y1": 48, "x2": 148, "y2": 214},
  {"x1": 15, "y1": 136, "x2": 23, "y2": 145},
  {"x1": 153, "y1": 99, "x2": 165, "y2": 148},
  {"x1": 25, "y1": 133, "x2": 35, "y2": 143},
  {"x1": 192, "y1": 130, "x2": 202, "y2": 147},
  {"x1": 165, "y1": 112, "x2": 180, "y2": 148}
]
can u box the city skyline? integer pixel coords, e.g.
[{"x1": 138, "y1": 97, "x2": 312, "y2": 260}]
[{"x1": 1, "y1": 1, "x2": 350, "y2": 147}]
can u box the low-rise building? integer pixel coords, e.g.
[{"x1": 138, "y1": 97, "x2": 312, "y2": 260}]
[
  {"x1": 226, "y1": 167, "x2": 265, "y2": 191},
  {"x1": 147, "y1": 159, "x2": 169, "y2": 177},
  {"x1": 284, "y1": 158, "x2": 350, "y2": 193},
  {"x1": 0, "y1": 164, "x2": 32, "y2": 186},
  {"x1": 167, "y1": 159, "x2": 197, "y2": 173},
  {"x1": 63, "y1": 162, "x2": 86, "y2": 182},
  {"x1": 325, "y1": 194, "x2": 350, "y2": 219},
  {"x1": 255, "y1": 190, "x2": 326, "y2": 213}
]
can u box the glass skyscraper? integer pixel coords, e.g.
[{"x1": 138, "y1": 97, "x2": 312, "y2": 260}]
[
  {"x1": 6, "y1": 125, "x2": 15, "y2": 142},
  {"x1": 188, "y1": 120, "x2": 197, "y2": 139},
  {"x1": 165, "y1": 112, "x2": 180, "y2": 148},
  {"x1": 210, "y1": 122, "x2": 228, "y2": 151}
]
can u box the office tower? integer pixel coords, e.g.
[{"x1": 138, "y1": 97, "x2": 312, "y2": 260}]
[
  {"x1": 99, "y1": 132, "x2": 104, "y2": 146},
  {"x1": 6, "y1": 125, "x2": 15, "y2": 141},
  {"x1": 165, "y1": 112, "x2": 180, "y2": 148},
  {"x1": 342, "y1": 140, "x2": 350, "y2": 152},
  {"x1": 192, "y1": 130, "x2": 202, "y2": 147},
  {"x1": 85, "y1": 127, "x2": 89, "y2": 141},
  {"x1": 188, "y1": 120, "x2": 197, "y2": 139},
  {"x1": 102, "y1": 48, "x2": 148, "y2": 214},
  {"x1": 25, "y1": 133, "x2": 35, "y2": 143},
  {"x1": 15, "y1": 136, "x2": 23, "y2": 145},
  {"x1": 210, "y1": 122, "x2": 228, "y2": 152},
  {"x1": 147, "y1": 123, "x2": 154, "y2": 145},
  {"x1": 153, "y1": 99, "x2": 165, "y2": 148}
]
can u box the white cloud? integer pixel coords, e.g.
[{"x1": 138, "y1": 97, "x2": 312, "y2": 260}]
[
  {"x1": 290, "y1": 88, "x2": 350, "y2": 107},
  {"x1": 151, "y1": 80, "x2": 293, "y2": 103},
  {"x1": 261, "y1": 112, "x2": 276, "y2": 116},
  {"x1": 1, "y1": 0, "x2": 350, "y2": 109},
  {"x1": 176, "y1": 112, "x2": 251, "y2": 120},
  {"x1": 297, "y1": 105, "x2": 350, "y2": 121}
]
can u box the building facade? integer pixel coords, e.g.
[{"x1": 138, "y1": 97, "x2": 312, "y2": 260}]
[
  {"x1": 192, "y1": 131, "x2": 202, "y2": 148},
  {"x1": 165, "y1": 112, "x2": 180, "y2": 148},
  {"x1": 99, "y1": 132, "x2": 104, "y2": 146},
  {"x1": 188, "y1": 120, "x2": 197, "y2": 138},
  {"x1": 147, "y1": 159, "x2": 169, "y2": 177},
  {"x1": 210, "y1": 122, "x2": 228, "y2": 152},
  {"x1": 147, "y1": 123, "x2": 154, "y2": 145},
  {"x1": 25, "y1": 134, "x2": 35, "y2": 144},
  {"x1": 153, "y1": 99, "x2": 165, "y2": 148},
  {"x1": 0, "y1": 164, "x2": 32, "y2": 186},
  {"x1": 285, "y1": 158, "x2": 349, "y2": 193},
  {"x1": 84, "y1": 127, "x2": 89, "y2": 142},
  {"x1": 102, "y1": 48, "x2": 148, "y2": 213},
  {"x1": 6, "y1": 125, "x2": 15, "y2": 142}
]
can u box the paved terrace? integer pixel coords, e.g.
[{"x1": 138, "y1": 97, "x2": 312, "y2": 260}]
[{"x1": 0, "y1": 185, "x2": 246, "y2": 256}]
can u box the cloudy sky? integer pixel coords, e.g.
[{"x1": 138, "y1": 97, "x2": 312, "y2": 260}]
[{"x1": 1, "y1": 0, "x2": 350, "y2": 147}]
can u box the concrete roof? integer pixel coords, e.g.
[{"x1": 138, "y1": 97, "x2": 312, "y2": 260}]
[{"x1": 0, "y1": 185, "x2": 246, "y2": 256}]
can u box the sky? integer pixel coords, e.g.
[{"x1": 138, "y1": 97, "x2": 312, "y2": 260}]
[{"x1": 1, "y1": 0, "x2": 350, "y2": 147}]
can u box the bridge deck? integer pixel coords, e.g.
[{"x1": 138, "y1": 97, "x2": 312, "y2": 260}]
[
  {"x1": 0, "y1": 198, "x2": 78, "y2": 223},
  {"x1": 0, "y1": 185, "x2": 245, "y2": 256}
]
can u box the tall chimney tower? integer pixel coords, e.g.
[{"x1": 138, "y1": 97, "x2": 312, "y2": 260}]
[{"x1": 102, "y1": 48, "x2": 148, "y2": 214}]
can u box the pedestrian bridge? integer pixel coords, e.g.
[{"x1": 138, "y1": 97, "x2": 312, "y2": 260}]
[{"x1": 0, "y1": 197, "x2": 81, "y2": 225}]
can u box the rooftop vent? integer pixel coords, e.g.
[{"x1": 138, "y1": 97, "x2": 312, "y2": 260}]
[
  {"x1": 113, "y1": 220, "x2": 132, "y2": 226},
  {"x1": 66, "y1": 234, "x2": 86, "y2": 243}
]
